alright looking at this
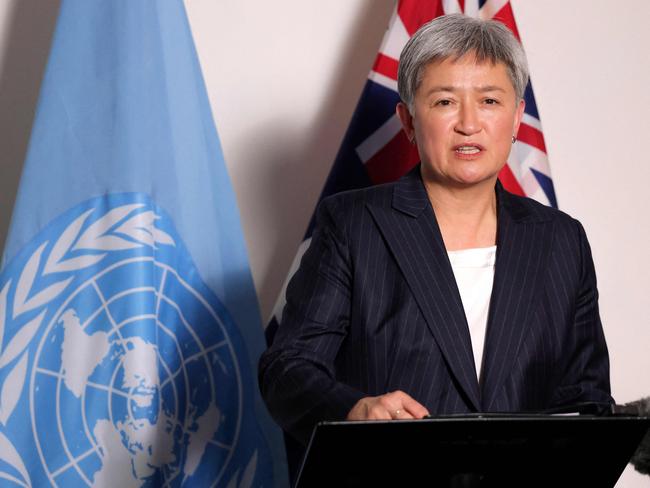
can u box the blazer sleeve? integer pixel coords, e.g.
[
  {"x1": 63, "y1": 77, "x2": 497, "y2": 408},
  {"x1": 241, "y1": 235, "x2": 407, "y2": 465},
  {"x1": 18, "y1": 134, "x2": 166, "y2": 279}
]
[
  {"x1": 550, "y1": 220, "x2": 614, "y2": 408},
  {"x1": 258, "y1": 197, "x2": 365, "y2": 444}
]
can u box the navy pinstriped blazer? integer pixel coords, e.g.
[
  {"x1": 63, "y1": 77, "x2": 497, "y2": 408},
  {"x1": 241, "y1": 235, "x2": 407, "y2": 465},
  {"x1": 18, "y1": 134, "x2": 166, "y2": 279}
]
[{"x1": 259, "y1": 166, "x2": 612, "y2": 444}]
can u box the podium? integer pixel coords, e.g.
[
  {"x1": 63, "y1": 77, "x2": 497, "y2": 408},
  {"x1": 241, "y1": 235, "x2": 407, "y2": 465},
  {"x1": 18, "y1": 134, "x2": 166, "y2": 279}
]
[{"x1": 295, "y1": 414, "x2": 650, "y2": 487}]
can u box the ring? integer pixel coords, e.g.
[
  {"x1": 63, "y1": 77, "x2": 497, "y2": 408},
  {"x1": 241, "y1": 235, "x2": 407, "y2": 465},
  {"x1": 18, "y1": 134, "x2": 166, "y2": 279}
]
[{"x1": 394, "y1": 409, "x2": 401, "y2": 417}]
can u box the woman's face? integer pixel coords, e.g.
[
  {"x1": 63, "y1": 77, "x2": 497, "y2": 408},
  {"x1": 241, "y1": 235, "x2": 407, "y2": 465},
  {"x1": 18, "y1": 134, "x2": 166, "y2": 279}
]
[{"x1": 397, "y1": 54, "x2": 524, "y2": 189}]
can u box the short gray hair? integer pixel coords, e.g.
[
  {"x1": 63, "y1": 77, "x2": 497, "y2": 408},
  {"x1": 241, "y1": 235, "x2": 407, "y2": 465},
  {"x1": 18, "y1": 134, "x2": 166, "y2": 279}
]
[{"x1": 397, "y1": 14, "x2": 529, "y2": 111}]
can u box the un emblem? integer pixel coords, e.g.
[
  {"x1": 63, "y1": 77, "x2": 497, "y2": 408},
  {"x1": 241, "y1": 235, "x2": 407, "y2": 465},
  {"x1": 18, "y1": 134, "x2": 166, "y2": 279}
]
[{"x1": 0, "y1": 194, "x2": 270, "y2": 487}]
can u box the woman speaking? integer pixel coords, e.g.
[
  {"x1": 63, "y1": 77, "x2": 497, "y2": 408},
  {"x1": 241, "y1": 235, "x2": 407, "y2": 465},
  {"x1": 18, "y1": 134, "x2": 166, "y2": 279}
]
[{"x1": 259, "y1": 14, "x2": 612, "y2": 445}]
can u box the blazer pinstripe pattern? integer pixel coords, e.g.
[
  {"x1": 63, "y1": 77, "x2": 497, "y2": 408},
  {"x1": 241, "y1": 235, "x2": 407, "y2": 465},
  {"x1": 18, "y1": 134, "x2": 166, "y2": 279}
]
[{"x1": 259, "y1": 166, "x2": 612, "y2": 444}]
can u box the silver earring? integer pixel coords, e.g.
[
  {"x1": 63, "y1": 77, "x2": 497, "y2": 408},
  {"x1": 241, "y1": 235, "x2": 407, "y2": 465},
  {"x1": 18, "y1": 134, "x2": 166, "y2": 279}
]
[{"x1": 512, "y1": 136, "x2": 516, "y2": 144}]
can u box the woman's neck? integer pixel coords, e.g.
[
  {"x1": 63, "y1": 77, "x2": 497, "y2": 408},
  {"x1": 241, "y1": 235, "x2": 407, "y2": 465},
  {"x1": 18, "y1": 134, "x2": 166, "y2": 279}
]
[{"x1": 423, "y1": 177, "x2": 498, "y2": 252}]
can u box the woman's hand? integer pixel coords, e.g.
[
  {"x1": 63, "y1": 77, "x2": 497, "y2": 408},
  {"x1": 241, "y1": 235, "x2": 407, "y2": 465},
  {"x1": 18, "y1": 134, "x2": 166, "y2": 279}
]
[{"x1": 346, "y1": 390, "x2": 430, "y2": 420}]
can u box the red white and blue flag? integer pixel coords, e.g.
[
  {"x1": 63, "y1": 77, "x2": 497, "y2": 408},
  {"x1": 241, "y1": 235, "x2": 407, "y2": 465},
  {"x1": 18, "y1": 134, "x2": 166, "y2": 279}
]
[{"x1": 267, "y1": 0, "x2": 556, "y2": 338}]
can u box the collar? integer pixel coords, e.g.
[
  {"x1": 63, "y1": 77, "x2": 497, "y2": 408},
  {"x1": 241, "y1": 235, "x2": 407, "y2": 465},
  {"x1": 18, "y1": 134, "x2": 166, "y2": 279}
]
[{"x1": 391, "y1": 164, "x2": 551, "y2": 224}]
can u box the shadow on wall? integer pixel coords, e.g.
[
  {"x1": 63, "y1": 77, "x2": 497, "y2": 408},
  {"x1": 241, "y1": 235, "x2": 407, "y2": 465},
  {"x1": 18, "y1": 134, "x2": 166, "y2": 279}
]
[
  {"x1": 0, "y1": 0, "x2": 61, "y2": 258},
  {"x1": 249, "y1": 1, "x2": 396, "y2": 319}
]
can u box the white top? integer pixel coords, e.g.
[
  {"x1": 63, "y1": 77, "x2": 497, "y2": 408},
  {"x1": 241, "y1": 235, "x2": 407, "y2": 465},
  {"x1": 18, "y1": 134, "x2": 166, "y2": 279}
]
[{"x1": 447, "y1": 245, "x2": 497, "y2": 380}]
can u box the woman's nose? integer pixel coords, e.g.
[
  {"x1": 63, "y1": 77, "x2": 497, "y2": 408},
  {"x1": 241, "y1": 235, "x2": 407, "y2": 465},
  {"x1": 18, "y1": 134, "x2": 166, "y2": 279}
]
[{"x1": 454, "y1": 104, "x2": 481, "y2": 136}]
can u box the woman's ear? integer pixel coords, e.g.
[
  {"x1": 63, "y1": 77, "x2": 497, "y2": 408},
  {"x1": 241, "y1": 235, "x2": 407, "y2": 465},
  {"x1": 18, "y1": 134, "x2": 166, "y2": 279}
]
[
  {"x1": 396, "y1": 102, "x2": 416, "y2": 143},
  {"x1": 512, "y1": 98, "x2": 526, "y2": 138}
]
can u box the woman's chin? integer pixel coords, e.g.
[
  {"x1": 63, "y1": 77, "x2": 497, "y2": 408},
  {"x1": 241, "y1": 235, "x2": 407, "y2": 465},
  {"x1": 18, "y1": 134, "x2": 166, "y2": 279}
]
[
  {"x1": 421, "y1": 163, "x2": 502, "y2": 189},
  {"x1": 448, "y1": 170, "x2": 498, "y2": 188}
]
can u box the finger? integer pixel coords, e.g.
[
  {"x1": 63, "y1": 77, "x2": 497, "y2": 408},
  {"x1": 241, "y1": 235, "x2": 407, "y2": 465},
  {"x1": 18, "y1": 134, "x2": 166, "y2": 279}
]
[
  {"x1": 378, "y1": 391, "x2": 416, "y2": 418},
  {"x1": 393, "y1": 391, "x2": 430, "y2": 418},
  {"x1": 380, "y1": 391, "x2": 424, "y2": 419},
  {"x1": 393, "y1": 408, "x2": 415, "y2": 420}
]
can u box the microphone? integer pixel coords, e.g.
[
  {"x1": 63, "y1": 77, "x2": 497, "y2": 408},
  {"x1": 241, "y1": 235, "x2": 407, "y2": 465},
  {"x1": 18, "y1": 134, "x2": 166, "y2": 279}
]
[{"x1": 625, "y1": 397, "x2": 650, "y2": 475}]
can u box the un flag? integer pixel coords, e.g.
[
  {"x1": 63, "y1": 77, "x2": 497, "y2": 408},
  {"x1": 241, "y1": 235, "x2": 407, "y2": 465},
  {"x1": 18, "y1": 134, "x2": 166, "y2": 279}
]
[{"x1": 0, "y1": 1, "x2": 287, "y2": 486}]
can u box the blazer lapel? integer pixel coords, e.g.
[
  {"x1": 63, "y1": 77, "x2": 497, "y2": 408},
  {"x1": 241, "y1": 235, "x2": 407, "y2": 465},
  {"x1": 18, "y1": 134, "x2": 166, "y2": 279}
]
[
  {"x1": 480, "y1": 182, "x2": 553, "y2": 410},
  {"x1": 367, "y1": 167, "x2": 481, "y2": 411}
]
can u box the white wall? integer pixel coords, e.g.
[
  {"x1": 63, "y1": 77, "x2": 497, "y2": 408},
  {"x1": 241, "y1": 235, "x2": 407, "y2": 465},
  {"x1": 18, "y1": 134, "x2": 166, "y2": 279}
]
[
  {"x1": 0, "y1": 1, "x2": 648, "y2": 485},
  {"x1": 0, "y1": 0, "x2": 60, "y2": 256}
]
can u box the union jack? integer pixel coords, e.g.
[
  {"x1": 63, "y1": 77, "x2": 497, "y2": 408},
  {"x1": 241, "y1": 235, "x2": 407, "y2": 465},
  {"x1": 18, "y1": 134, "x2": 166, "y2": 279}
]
[{"x1": 267, "y1": 0, "x2": 556, "y2": 339}]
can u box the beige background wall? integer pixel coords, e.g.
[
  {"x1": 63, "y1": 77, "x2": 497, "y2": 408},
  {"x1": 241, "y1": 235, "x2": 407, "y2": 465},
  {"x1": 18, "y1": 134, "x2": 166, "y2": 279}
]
[{"x1": 0, "y1": 1, "x2": 648, "y2": 485}]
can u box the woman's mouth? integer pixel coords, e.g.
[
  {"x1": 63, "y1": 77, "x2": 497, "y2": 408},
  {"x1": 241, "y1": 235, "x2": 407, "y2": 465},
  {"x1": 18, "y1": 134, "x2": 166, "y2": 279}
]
[{"x1": 453, "y1": 144, "x2": 484, "y2": 157}]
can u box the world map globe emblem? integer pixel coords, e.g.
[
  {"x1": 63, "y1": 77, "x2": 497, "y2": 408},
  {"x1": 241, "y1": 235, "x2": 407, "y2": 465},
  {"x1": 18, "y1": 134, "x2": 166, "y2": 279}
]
[
  {"x1": 30, "y1": 257, "x2": 242, "y2": 487},
  {"x1": 0, "y1": 195, "x2": 270, "y2": 487}
]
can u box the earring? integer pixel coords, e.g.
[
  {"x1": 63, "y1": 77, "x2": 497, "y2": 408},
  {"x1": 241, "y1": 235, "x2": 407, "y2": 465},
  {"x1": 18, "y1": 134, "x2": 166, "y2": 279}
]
[
  {"x1": 512, "y1": 136, "x2": 517, "y2": 144},
  {"x1": 410, "y1": 137, "x2": 416, "y2": 145}
]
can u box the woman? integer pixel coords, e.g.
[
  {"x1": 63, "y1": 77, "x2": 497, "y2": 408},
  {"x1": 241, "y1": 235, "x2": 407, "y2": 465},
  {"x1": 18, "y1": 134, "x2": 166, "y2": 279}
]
[{"x1": 259, "y1": 14, "x2": 612, "y2": 445}]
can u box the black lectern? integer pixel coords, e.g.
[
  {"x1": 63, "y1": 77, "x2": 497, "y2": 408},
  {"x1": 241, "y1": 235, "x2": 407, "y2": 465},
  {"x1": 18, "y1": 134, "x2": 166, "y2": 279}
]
[{"x1": 295, "y1": 415, "x2": 650, "y2": 487}]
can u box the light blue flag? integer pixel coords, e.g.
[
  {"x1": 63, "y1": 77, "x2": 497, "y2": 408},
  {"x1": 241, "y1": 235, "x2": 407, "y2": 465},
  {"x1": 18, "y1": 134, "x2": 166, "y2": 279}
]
[{"x1": 0, "y1": 1, "x2": 287, "y2": 486}]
